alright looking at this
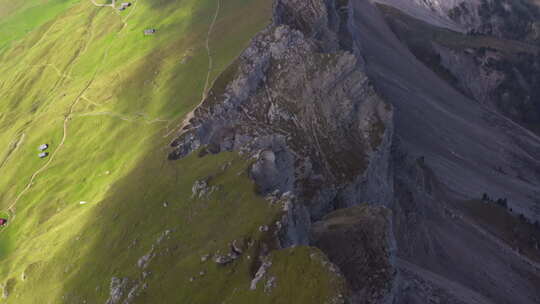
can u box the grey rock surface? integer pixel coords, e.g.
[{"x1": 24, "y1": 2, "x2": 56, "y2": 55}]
[
  {"x1": 311, "y1": 205, "x2": 397, "y2": 304},
  {"x1": 105, "y1": 277, "x2": 130, "y2": 304},
  {"x1": 168, "y1": 0, "x2": 540, "y2": 303},
  {"x1": 170, "y1": 0, "x2": 394, "y2": 223}
]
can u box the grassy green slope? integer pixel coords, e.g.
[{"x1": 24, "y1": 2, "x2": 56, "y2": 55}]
[
  {"x1": 0, "y1": 0, "x2": 81, "y2": 50},
  {"x1": 0, "y1": 0, "x2": 346, "y2": 303}
]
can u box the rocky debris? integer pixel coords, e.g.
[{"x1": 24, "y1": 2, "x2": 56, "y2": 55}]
[
  {"x1": 156, "y1": 229, "x2": 171, "y2": 244},
  {"x1": 220, "y1": 161, "x2": 232, "y2": 171},
  {"x1": 124, "y1": 283, "x2": 142, "y2": 303},
  {"x1": 328, "y1": 294, "x2": 347, "y2": 304},
  {"x1": 201, "y1": 254, "x2": 210, "y2": 262},
  {"x1": 214, "y1": 254, "x2": 234, "y2": 265},
  {"x1": 191, "y1": 178, "x2": 218, "y2": 199},
  {"x1": 191, "y1": 179, "x2": 208, "y2": 198},
  {"x1": 231, "y1": 239, "x2": 244, "y2": 255},
  {"x1": 214, "y1": 241, "x2": 245, "y2": 265},
  {"x1": 264, "y1": 276, "x2": 277, "y2": 293},
  {"x1": 265, "y1": 193, "x2": 279, "y2": 204},
  {"x1": 162, "y1": 201, "x2": 169, "y2": 208},
  {"x1": 258, "y1": 225, "x2": 269, "y2": 232},
  {"x1": 266, "y1": 190, "x2": 295, "y2": 206},
  {"x1": 199, "y1": 271, "x2": 206, "y2": 276},
  {"x1": 281, "y1": 191, "x2": 294, "y2": 200},
  {"x1": 141, "y1": 271, "x2": 150, "y2": 279},
  {"x1": 278, "y1": 197, "x2": 311, "y2": 247},
  {"x1": 311, "y1": 205, "x2": 397, "y2": 304},
  {"x1": 128, "y1": 238, "x2": 138, "y2": 249},
  {"x1": 137, "y1": 247, "x2": 155, "y2": 269},
  {"x1": 250, "y1": 259, "x2": 272, "y2": 290},
  {"x1": 282, "y1": 200, "x2": 292, "y2": 212},
  {"x1": 189, "y1": 277, "x2": 195, "y2": 282},
  {"x1": 105, "y1": 277, "x2": 130, "y2": 304},
  {"x1": 229, "y1": 251, "x2": 240, "y2": 260}
]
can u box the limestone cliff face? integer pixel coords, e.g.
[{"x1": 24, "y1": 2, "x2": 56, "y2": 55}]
[
  {"x1": 168, "y1": 0, "x2": 540, "y2": 303},
  {"x1": 169, "y1": 1, "x2": 396, "y2": 301},
  {"x1": 169, "y1": 0, "x2": 394, "y2": 219}
]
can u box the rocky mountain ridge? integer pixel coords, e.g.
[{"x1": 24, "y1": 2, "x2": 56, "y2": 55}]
[
  {"x1": 0, "y1": 0, "x2": 536, "y2": 302},
  {"x1": 169, "y1": 0, "x2": 540, "y2": 303}
]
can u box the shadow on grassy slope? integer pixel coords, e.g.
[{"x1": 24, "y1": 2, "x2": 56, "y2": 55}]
[{"x1": 0, "y1": 0, "x2": 319, "y2": 302}]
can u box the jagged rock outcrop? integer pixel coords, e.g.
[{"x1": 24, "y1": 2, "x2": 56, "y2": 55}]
[
  {"x1": 311, "y1": 205, "x2": 397, "y2": 304},
  {"x1": 169, "y1": 0, "x2": 394, "y2": 221},
  {"x1": 105, "y1": 277, "x2": 130, "y2": 304},
  {"x1": 167, "y1": 0, "x2": 540, "y2": 303},
  {"x1": 168, "y1": 0, "x2": 396, "y2": 300}
]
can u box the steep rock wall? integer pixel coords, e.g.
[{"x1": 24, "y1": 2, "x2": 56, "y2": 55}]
[{"x1": 169, "y1": 0, "x2": 394, "y2": 222}]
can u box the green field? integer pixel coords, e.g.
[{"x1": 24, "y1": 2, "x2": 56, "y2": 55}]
[{"x1": 0, "y1": 0, "x2": 345, "y2": 302}]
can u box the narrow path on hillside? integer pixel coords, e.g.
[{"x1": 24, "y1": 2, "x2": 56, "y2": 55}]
[
  {"x1": 89, "y1": 0, "x2": 135, "y2": 28},
  {"x1": 29, "y1": 64, "x2": 73, "y2": 80},
  {"x1": 3, "y1": 1, "x2": 138, "y2": 220},
  {"x1": 164, "y1": 0, "x2": 221, "y2": 138},
  {"x1": 73, "y1": 111, "x2": 170, "y2": 125},
  {"x1": 201, "y1": 0, "x2": 221, "y2": 102},
  {"x1": 7, "y1": 96, "x2": 84, "y2": 213},
  {"x1": 90, "y1": 0, "x2": 116, "y2": 8},
  {"x1": 119, "y1": 0, "x2": 138, "y2": 29}
]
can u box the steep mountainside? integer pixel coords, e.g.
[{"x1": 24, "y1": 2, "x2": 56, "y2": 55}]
[{"x1": 0, "y1": 0, "x2": 539, "y2": 303}]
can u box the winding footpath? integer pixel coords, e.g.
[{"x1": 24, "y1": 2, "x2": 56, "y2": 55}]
[
  {"x1": 90, "y1": 0, "x2": 116, "y2": 8},
  {"x1": 7, "y1": 96, "x2": 83, "y2": 213},
  {"x1": 164, "y1": 0, "x2": 221, "y2": 138},
  {"x1": 3, "y1": 0, "x2": 138, "y2": 220}
]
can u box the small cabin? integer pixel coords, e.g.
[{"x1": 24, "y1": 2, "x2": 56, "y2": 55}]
[
  {"x1": 119, "y1": 2, "x2": 130, "y2": 11},
  {"x1": 38, "y1": 152, "x2": 49, "y2": 159},
  {"x1": 144, "y1": 29, "x2": 157, "y2": 35},
  {"x1": 38, "y1": 144, "x2": 49, "y2": 151},
  {"x1": 0, "y1": 218, "x2": 7, "y2": 226}
]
